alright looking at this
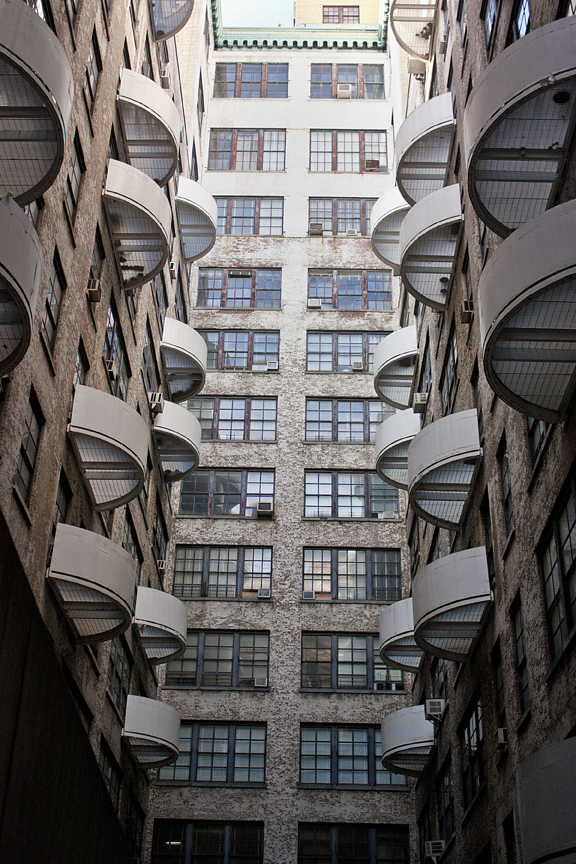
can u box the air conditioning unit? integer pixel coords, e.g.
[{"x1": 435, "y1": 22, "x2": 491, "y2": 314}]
[
  {"x1": 495, "y1": 727, "x2": 508, "y2": 748},
  {"x1": 253, "y1": 677, "x2": 268, "y2": 687},
  {"x1": 461, "y1": 298, "x2": 474, "y2": 324},
  {"x1": 438, "y1": 34, "x2": 448, "y2": 54},
  {"x1": 425, "y1": 840, "x2": 446, "y2": 858},
  {"x1": 252, "y1": 364, "x2": 267, "y2": 373},
  {"x1": 266, "y1": 360, "x2": 279, "y2": 371},
  {"x1": 229, "y1": 269, "x2": 251, "y2": 278},
  {"x1": 346, "y1": 228, "x2": 361, "y2": 236},
  {"x1": 337, "y1": 82, "x2": 352, "y2": 98},
  {"x1": 87, "y1": 278, "x2": 101, "y2": 303},
  {"x1": 256, "y1": 501, "x2": 274, "y2": 518},
  {"x1": 160, "y1": 71, "x2": 171, "y2": 89},
  {"x1": 257, "y1": 587, "x2": 271, "y2": 599},
  {"x1": 157, "y1": 559, "x2": 166, "y2": 571},
  {"x1": 408, "y1": 58, "x2": 427, "y2": 75},
  {"x1": 425, "y1": 698, "x2": 446, "y2": 721},
  {"x1": 308, "y1": 298, "x2": 322, "y2": 308},
  {"x1": 169, "y1": 261, "x2": 178, "y2": 280},
  {"x1": 352, "y1": 360, "x2": 364, "y2": 371},
  {"x1": 104, "y1": 358, "x2": 117, "y2": 381},
  {"x1": 149, "y1": 392, "x2": 165, "y2": 415},
  {"x1": 413, "y1": 392, "x2": 428, "y2": 413},
  {"x1": 302, "y1": 591, "x2": 315, "y2": 600},
  {"x1": 309, "y1": 222, "x2": 324, "y2": 236},
  {"x1": 364, "y1": 159, "x2": 380, "y2": 171}
]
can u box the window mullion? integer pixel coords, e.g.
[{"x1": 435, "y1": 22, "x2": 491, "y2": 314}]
[
  {"x1": 331, "y1": 726, "x2": 338, "y2": 785},
  {"x1": 248, "y1": 332, "x2": 254, "y2": 370},
  {"x1": 251, "y1": 270, "x2": 257, "y2": 307},
  {"x1": 235, "y1": 64, "x2": 242, "y2": 98},
  {"x1": 224, "y1": 822, "x2": 233, "y2": 863},
  {"x1": 332, "y1": 472, "x2": 337, "y2": 518},
  {"x1": 332, "y1": 131, "x2": 338, "y2": 173},
  {"x1": 261, "y1": 63, "x2": 268, "y2": 97},
  {"x1": 362, "y1": 270, "x2": 368, "y2": 310},
  {"x1": 244, "y1": 398, "x2": 251, "y2": 442},
  {"x1": 366, "y1": 550, "x2": 373, "y2": 600},
  {"x1": 332, "y1": 270, "x2": 337, "y2": 308},
  {"x1": 230, "y1": 130, "x2": 238, "y2": 171},
  {"x1": 332, "y1": 334, "x2": 337, "y2": 373},
  {"x1": 331, "y1": 548, "x2": 338, "y2": 598},
  {"x1": 254, "y1": 199, "x2": 261, "y2": 234},
  {"x1": 367, "y1": 635, "x2": 374, "y2": 689},
  {"x1": 185, "y1": 823, "x2": 194, "y2": 862},
  {"x1": 332, "y1": 400, "x2": 338, "y2": 442},
  {"x1": 331, "y1": 635, "x2": 338, "y2": 689},
  {"x1": 359, "y1": 131, "x2": 365, "y2": 171},
  {"x1": 222, "y1": 271, "x2": 228, "y2": 309},
  {"x1": 360, "y1": 199, "x2": 367, "y2": 236},
  {"x1": 358, "y1": 65, "x2": 365, "y2": 99},
  {"x1": 332, "y1": 199, "x2": 338, "y2": 235},
  {"x1": 237, "y1": 547, "x2": 245, "y2": 597},
  {"x1": 331, "y1": 64, "x2": 337, "y2": 99},
  {"x1": 213, "y1": 398, "x2": 221, "y2": 439},
  {"x1": 217, "y1": 332, "x2": 224, "y2": 371},
  {"x1": 191, "y1": 723, "x2": 200, "y2": 781},
  {"x1": 208, "y1": 471, "x2": 216, "y2": 517},
  {"x1": 226, "y1": 200, "x2": 232, "y2": 235},
  {"x1": 367, "y1": 728, "x2": 375, "y2": 787},
  {"x1": 240, "y1": 470, "x2": 248, "y2": 517},
  {"x1": 227, "y1": 725, "x2": 236, "y2": 782},
  {"x1": 331, "y1": 825, "x2": 338, "y2": 864},
  {"x1": 197, "y1": 632, "x2": 206, "y2": 685},
  {"x1": 257, "y1": 130, "x2": 264, "y2": 171},
  {"x1": 232, "y1": 634, "x2": 240, "y2": 688}
]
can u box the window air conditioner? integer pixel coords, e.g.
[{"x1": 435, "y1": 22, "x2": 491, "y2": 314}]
[
  {"x1": 253, "y1": 677, "x2": 268, "y2": 687},
  {"x1": 413, "y1": 392, "x2": 428, "y2": 413},
  {"x1": 256, "y1": 501, "x2": 274, "y2": 518},
  {"x1": 495, "y1": 727, "x2": 508, "y2": 748},
  {"x1": 87, "y1": 279, "x2": 101, "y2": 303},
  {"x1": 425, "y1": 841, "x2": 446, "y2": 858},
  {"x1": 307, "y1": 298, "x2": 322, "y2": 308},
  {"x1": 337, "y1": 82, "x2": 352, "y2": 98},
  {"x1": 309, "y1": 222, "x2": 324, "y2": 236},
  {"x1": 160, "y1": 71, "x2": 171, "y2": 89},
  {"x1": 346, "y1": 228, "x2": 361, "y2": 236},
  {"x1": 257, "y1": 587, "x2": 271, "y2": 599},
  {"x1": 352, "y1": 360, "x2": 364, "y2": 371},
  {"x1": 229, "y1": 269, "x2": 252, "y2": 278},
  {"x1": 438, "y1": 35, "x2": 448, "y2": 54},
  {"x1": 149, "y1": 392, "x2": 165, "y2": 415},
  {"x1": 364, "y1": 159, "x2": 380, "y2": 171},
  {"x1": 425, "y1": 698, "x2": 446, "y2": 721},
  {"x1": 104, "y1": 358, "x2": 117, "y2": 381},
  {"x1": 266, "y1": 360, "x2": 279, "y2": 371},
  {"x1": 157, "y1": 559, "x2": 166, "y2": 571},
  {"x1": 169, "y1": 261, "x2": 178, "y2": 280},
  {"x1": 252, "y1": 364, "x2": 267, "y2": 373},
  {"x1": 461, "y1": 298, "x2": 474, "y2": 324},
  {"x1": 302, "y1": 591, "x2": 315, "y2": 600}
]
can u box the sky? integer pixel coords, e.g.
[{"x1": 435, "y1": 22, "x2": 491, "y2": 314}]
[{"x1": 220, "y1": 0, "x2": 295, "y2": 27}]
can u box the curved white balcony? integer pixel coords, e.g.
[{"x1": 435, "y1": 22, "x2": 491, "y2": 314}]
[
  {"x1": 176, "y1": 176, "x2": 218, "y2": 263},
  {"x1": 370, "y1": 187, "x2": 410, "y2": 273},
  {"x1": 480, "y1": 199, "x2": 576, "y2": 423},
  {"x1": 117, "y1": 69, "x2": 180, "y2": 187},
  {"x1": 160, "y1": 317, "x2": 207, "y2": 403},
  {"x1": 103, "y1": 159, "x2": 171, "y2": 291},
  {"x1": 47, "y1": 524, "x2": 137, "y2": 643},
  {"x1": 396, "y1": 93, "x2": 456, "y2": 205},
  {"x1": 373, "y1": 326, "x2": 418, "y2": 410},
  {"x1": 376, "y1": 409, "x2": 420, "y2": 490},
  {"x1": 381, "y1": 705, "x2": 435, "y2": 777},
  {"x1": 464, "y1": 17, "x2": 576, "y2": 238},
  {"x1": 379, "y1": 598, "x2": 423, "y2": 672},
  {"x1": 134, "y1": 586, "x2": 187, "y2": 664},
  {"x1": 413, "y1": 547, "x2": 492, "y2": 662},
  {"x1": 389, "y1": 0, "x2": 438, "y2": 60},
  {"x1": 399, "y1": 184, "x2": 463, "y2": 311},
  {"x1": 517, "y1": 737, "x2": 576, "y2": 864},
  {"x1": 68, "y1": 385, "x2": 148, "y2": 511},
  {"x1": 0, "y1": 0, "x2": 73, "y2": 204},
  {"x1": 0, "y1": 198, "x2": 42, "y2": 376},
  {"x1": 149, "y1": 0, "x2": 193, "y2": 40},
  {"x1": 122, "y1": 695, "x2": 180, "y2": 766},
  {"x1": 408, "y1": 409, "x2": 481, "y2": 530},
  {"x1": 153, "y1": 400, "x2": 201, "y2": 481}
]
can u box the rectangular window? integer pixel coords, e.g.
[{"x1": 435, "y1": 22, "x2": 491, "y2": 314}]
[
  {"x1": 310, "y1": 131, "x2": 387, "y2": 173},
  {"x1": 198, "y1": 330, "x2": 280, "y2": 371},
  {"x1": 99, "y1": 741, "x2": 121, "y2": 811},
  {"x1": 141, "y1": 35, "x2": 154, "y2": 79},
  {"x1": 214, "y1": 63, "x2": 288, "y2": 98},
  {"x1": 142, "y1": 320, "x2": 161, "y2": 394},
  {"x1": 461, "y1": 698, "x2": 484, "y2": 809},
  {"x1": 508, "y1": 0, "x2": 530, "y2": 41},
  {"x1": 106, "y1": 636, "x2": 132, "y2": 718},
  {"x1": 173, "y1": 546, "x2": 273, "y2": 598},
  {"x1": 323, "y1": 5, "x2": 360, "y2": 22},
  {"x1": 197, "y1": 268, "x2": 281, "y2": 309},
  {"x1": 409, "y1": 519, "x2": 420, "y2": 577},
  {"x1": 122, "y1": 510, "x2": 142, "y2": 577},
  {"x1": 165, "y1": 630, "x2": 269, "y2": 690},
  {"x1": 153, "y1": 271, "x2": 169, "y2": 330},
  {"x1": 306, "y1": 332, "x2": 388, "y2": 372},
  {"x1": 511, "y1": 594, "x2": 530, "y2": 715},
  {"x1": 437, "y1": 758, "x2": 455, "y2": 841},
  {"x1": 308, "y1": 270, "x2": 392, "y2": 310},
  {"x1": 431, "y1": 656, "x2": 448, "y2": 701},
  {"x1": 189, "y1": 397, "x2": 277, "y2": 442},
  {"x1": 300, "y1": 725, "x2": 406, "y2": 787},
  {"x1": 158, "y1": 723, "x2": 266, "y2": 784},
  {"x1": 481, "y1": 0, "x2": 498, "y2": 47},
  {"x1": 309, "y1": 198, "x2": 376, "y2": 235},
  {"x1": 152, "y1": 821, "x2": 264, "y2": 864},
  {"x1": 302, "y1": 548, "x2": 402, "y2": 601},
  {"x1": 299, "y1": 824, "x2": 409, "y2": 864},
  {"x1": 180, "y1": 470, "x2": 275, "y2": 518},
  {"x1": 14, "y1": 392, "x2": 44, "y2": 503},
  {"x1": 197, "y1": 74, "x2": 205, "y2": 131},
  {"x1": 526, "y1": 416, "x2": 549, "y2": 466},
  {"x1": 216, "y1": 198, "x2": 284, "y2": 235},
  {"x1": 305, "y1": 398, "x2": 394, "y2": 443},
  {"x1": 42, "y1": 252, "x2": 66, "y2": 352},
  {"x1": 311, "y1": 64, "x2": 384, "y2": 99},
  {"x1": 65, "y1": 132, "x2": 85, "y2": 223},
  {"x1": 103, "y1": 301, "x2": 130, "y2": 400},
  {"x1": 174, "y1": 275, "x2": 187, "y2": 323},
  {"x1": 301, "y1": 633, "x2": 404, "y2": 691},
  {"x1": 498, "y1": 438, "x2": 514, "y2": 539},
  {"x1": 540, "y1": 481, "x2": 576, "y2": 660},
  {"x1": 153, "y1": 500, "x2": 169, "y2": 568},
  {"x1": 304, "y1": 471, "x2": 399, "y2": 519},
  {"x1": 440, "y1": 324, "x2": 458, "y2": 415},
  {"x1": 208, "y1": 130, "x2": 286, "y2": 172},
  {"x1": 492, "y1": 640, "x2": 507, "y2": 729},
  {"x1": 85, "y1": 30, "x2": 102, "y2": 112}
]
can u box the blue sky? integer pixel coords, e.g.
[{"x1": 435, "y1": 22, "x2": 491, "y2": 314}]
[{"x1": 220, "y1": 0, "x2": 295, "y2": 27}]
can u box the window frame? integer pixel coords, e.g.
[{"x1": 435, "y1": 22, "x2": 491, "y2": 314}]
[
  {"x1": 208, "y1": 129, "x2": 286, "y2": 172},
  {"x1": 298, "y1": 823, "x2": 409, "y2": 864},
  {"x1": 309, "y1": 130, "x2": 388, "y2": 174},
  {"x1": 103, "y1": 300, "x2": 130, "y2": 400},
  {"x1": 310, "y1": 63, "x2": 384, "y2": 99},
  {"x1": 307, "y1": 269, "x2": 392, "y2": 310},
  {"x1": 172, "y1": 546, "x2": 274, "y2": 599},
  {"x1": 179, "y1": 470, "x2": 276, "y2": 518},
  {"x1": 440, "y1": 323, "x2": 459, "y2": 416},
  {"x1": 304, "y1": 398, "x2": 394, "y2": 444},
  {"x1": 215, "y1": 198, "x2": 284, "y2": 236},
  {"x1": 323, "y1": 5, "x2": 360, "y2": 23},
  {"x1": 461, "y1": 697, "x2": 484, "y2": 810},
  {"x1": 158, "y1": 722, "x2": 267, "y2": 785},
  {"x1": 302, "y1": 547, "x2": 402, "y2": 602},
  {"x1": 42, "y1": 251, "x2": 66, "y2": 353},
  {"x1": 197, "y1": 268, "x2": 281, "y2": 310},
  {"x1": 189, "y1": 396, "x2": 278, "y2": 442},
  {"x1": 213, "y1": 63, "x2": 289, "y2": 99},
  {"x1": 511, "y1": 594, "x2": 530, "y2": 716},
  {"x1": 303, "y1": 471, "x2": 399, "y2": 520},
  {"x1": 308, "y1": 198, "x2": 376, "y2": 236},
  {"x1": 14, "y1": 391, "x2": 44, "y2": 504},
  {"x1": 306, "y1": 331, "x2": 388, "y2": 373},
  {"x1": 152, "y1": 821, "x2": 265, "y2": 864},
  {"x1": 198, "y1": 330, "x2": 280, "y2": 371},
  {"x1": 301, "y1": 632, "x2": 405, "y2": 692},
  {"x1": 165, "y1": 629, "x2": 270, "y2": 690},
  {"x1": 106, "y1": 635, "x2": 132, "y2": 719},
  {"x1": 64, "y1": 131, "x2": 85, "y2": 224},
  {"x1": 85, "y1": 29, "x2": 103, "y2": 112},
  {"x1": 539, "y1": 477, "x2": 576, "y2": 660}
]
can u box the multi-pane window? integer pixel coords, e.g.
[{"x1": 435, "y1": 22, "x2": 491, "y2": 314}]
[
  {"x1": 437, "y1": 759, "x2": 455, "y2": 842},
  {"x1": 299, "y1": 824, "x2": 409, "y2": 864},
  {"x1": 409, "y1": 519, "x2": 420, "y2": 577},
  {"x1": 158, "y1": 723, "x2": 266, "y2": 784},
  {"x1": 165, "y1": 630, "x2": 269, "y2": 687},
  {"x1": 304, "y1": 471, "x2": 399, "y2": 519},
  {"x1": 153, "y1": 500, "x2": 169, "y2": 568},
  {"x1": 526, "y1": 416, "x2": 549, "y2": 466},
  {"x1": 99, "y1": 742, "x2": 121, "y2": 811},
  {"x1": 142, "y1": 320, "x2": 161, "y2": 394},
  {"x1": 306, "y1": 331, "x2": 388, "y2": 372},
  {"x1": 197, "y1": 269, "x2": 281, "y2": 309},
  {"x1": 199, "y1": 331, "x2": 280, "y2": 371},
  {"x1": 540, "y1": 482, "x2": 576, "y2": 659},
  {"x1": 173, "y1": 546, "x2": 273, "y2": 598},
  {"x1": 431, "y1": 656, "x2": 448, "y2": 702},
  {"x1": 65, "y1": 132, "x2": 85, "y2": 223},
  {"x1": 482, "y1": 0, "x2": 498, "y2": 47},
  {"x1": 323, "y1": 5, "x2": 360, "y2": 22},
  {"x1": 103, "y1": 302, "x2": 129, "y2": 400},
  {"x1": 216, "y1": 198, "x2": 284, "y2": 235},
  {"x1": 122, "y1": 511, "x2": 142, "y2": 577},
  {"x1": 153, "y1": 271, "x2": 169, "y2": 330},
  {"x1": 511, "y1": 595, "x2": 530, "y2": 715},
  {"x1": 492, "y1": 640, "x2": 507, "y2": 729},
  {"x1": 457, "y1": 0, "x2": 468, "y2": 47},
  {"x1": 302, "y1": 548, "x2": 402, "y2": 601},
  {"x1": 180, "y1": 470, "x2": 275, "y2": 518},
  {"x1": 208, "y1": 130, "x2": 286, "y2": 171},
  {"x1": 309, "y1": 198, "x2": 376, "y2": 235},
  {"x1": 152, "y1": 821, "x2": 264, "y2": 864},
  {"x1": 106, "y1": 636, "x2": 132, "y2": 718},
  {"x1": 42, "y1": 254, "x2": 65, "y2": 351},
  {"x1": 214, "y1": 63, "x2": 288, "y2": 98},
  {"x1": 461, "y1": 698, "x2": 484, "y2": 809},
  {"x1": 305, "y1": 399, "x2": 394, "y2": 443},
  {"x1": 440, "y1": 325, "x2": 458, "y2": 415},
  {"x1": 509, "y1": 0, "x2": 530, "y2": 41},
  {"x1": 189, "y1": 397, "x2": 277, "y2": 441},
  {"x1": 498, "y1": 438, "x2": 514, "y2": 539},
  {"x1": 311, "y1": 64, "x2": 384, "y2": 99},
  {"x1": 300, "y1": 725, "x2": 406, "y2": 787},
  {"x1": 14, "y1": 393, "x2": 43, "y2": 503},
  {"x1": 126, "y1": 796, "x2": 145, "y2": 862},
  {"x1": 174, "y1": 275, "x2": 187, "y2": 323},
  {"x1": 197, "y1": 74, "x2": 205, "y2": 131},
  {"x1": 308, "y1": 270, "x2": 391, "y2": 310},
  {"x1": 310, "y1": 131, "x2": 387, "y2": 173},
  {"x1": 301, "y1": 633, "x2": 404, "y2": 691},
  {"x1": 85, "y1": 30, "x2": 102, "y2": 111},
  {"x1": 141, "y1": 35, "x2": 154, "y2": 79}
]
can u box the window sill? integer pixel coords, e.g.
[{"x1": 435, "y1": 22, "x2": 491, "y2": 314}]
[
  {"x1": 173, "y1": 595, "x2": 272, "y2": 602},
  {"x1": 163, "y1": 685, "x2": 270, "y2": 692},
  {"x1": 305, "y1": 370, "x2": 369, "y2": 375},
  {"x1": 178, "y1": 514, "x2": 276, "y2": 521},
  {"x1": 206, "y1": 368, "x2": 280, "y2": 374},
  {"x1": 300, "y1": 598, "x2": 399, "y2": 605},
  {"x1": 195, "y1": 307, "x2": 282, "y2": 312},
  {"x1": 297, "y1": 783, "x2": 408, "y2": 792},
  {"x1": 546, "y1": 622, "x2": 576, "y2": 684},
  {"x1": 300, "y1": 688, "x2": 404, "y2": 695},
  {"x1": 155, "y1": 780, "x2": 267, "y2": 788},
  {"x1": 303, "y1": 440, "x2": 375, "y2": 446},
  {"x1": 203, "y1": 439, "x2": 278, "y2": 444},
  {"x1": 302, "y1": 516, "x2": 401, "y2": 523},
  {"x1": 12, "y1": 484, "x2": 32, "y2": 526}
]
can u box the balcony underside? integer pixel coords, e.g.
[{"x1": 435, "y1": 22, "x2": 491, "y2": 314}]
[
  {"x1": 396, "y1": 93, "x2": 455, "y2": 205},
  {"x1": 373, "y1": 326, "x2": 417, "y2": 409},
  {"x1": 389, "y1": 0, "x2": 438, "y2": 60},
  {"x1": 370, "y1": 187, "x2": 410, "y2": 272},
  {"x1": 176, "y1": 176, "x2": 218, "y2": 263},
  {"x1": 379, "y1": 598, "x2": 423, "y2": 671},
  {"x1": 160, "y1": 317, "x2": 207, "y2": 403},
  {"x1": 376, "y1": 409, "x2": 420, "y2": 490},
  {"x1": 149, "y1": 0, "x2": 194, "y2": 40},
  {"x1": 381, "y1": 705, "x2": 434, "y2": 777}
]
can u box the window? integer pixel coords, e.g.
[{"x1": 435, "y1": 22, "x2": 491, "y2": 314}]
[
  {"x1": 65, "y1": 132, "x2": 85, "y2": 223},
  {"x1": 503, "y1": 812, "x2": 518, "y2": 864},
  {"x1": 199, "y1": 331, "x2": 280, "y2": 371},
  {"x1": 311, "y1": 64, "x2": 384, "y2": 99},
  {"x1": 175, "y1": 274, "x2": 187, "y2": 323},
  {"x1": 142, "y1": 320, "x2": 161, "y2": 394},
  {"x1": 511, "y1": 594, "x2": 530, "y2": 715},
  {"x1": 42, "y1": 253, "x2": 66, "y2": 352},
  {"x1": 197, "y1": 74, "x2": 205, "y2": 131},
  {"x1": 190, "y1": 140, "x2": 199, "y2": 181},
  {"x1": 526, "y1": 416, "x2": 549, "y2": 466},
  {"x1": 309, "y1": 198, "x2": 376, "y2": 235},
  {"x1": 310, "y1": 131, "x2": 387, "y2": 173},
  {"x1": 304, "y1": 472, "x2": 399, "y2": 519},
  {"x1": 418, "y1": 806, "x2": 432, "y2": 864},
  {"x1": 305, "y1": 399, "x2": 394, "y2": 443},
  {"x1": 173, "y1": 547, "x2": 273, "y2": 598},
  {"x1": 437, "y1": 758, "x2": 455, "y2": 841},
  {"x1": 214, "y1": 63, "x2": 288, "y2": 98},
  {"x1": 158, "y1": 723, "x2": 266, "y2": 784},
  {"x1": 323, "y1": 5, "x2": 360, "y2": 22},
  {"x1": 166, "y1": 630, "x2": 269, "y2": 686},
  {"x1": 99, "y1": 741, "x2": 121, "y2": 811},
  {"x1": 121, "y1": 510, "x2": 142, "y2": 577},
  {"x1": 301, "y1": 633, "x2": 404, "y2": 691},
  {"x1": 481, "y1": 492, "x2": 495, "y2": 587},
  {"x1": 471, "y1": 361, "x2": 483, "y2": 441},
  {"x1": 153, "y1": 500, "x2": 169, "y2": 567},
  {"x1": 303, "y1": 548, "x2": 402, "y2": 601},
  {"x1": 481, "y1": 0, "x2": 498, "y2": 47},
  {"x1": 198, "y1": 269, "x2": 281, "y2": 309},
  {"x1": 508, "y1": 0, "x2": 530, "y2": 41},
  {"x1": 457, "y1": 0, "x2": 468, "y2": 48},
  {"x1": 440, "y1": 324, "x2": 458, "y2": 415},
  {"x1": 180, "y1": 470, "x2": 275, "y2": 517},
  {"x1": 103, "y1": 301, "x2": 130, "y2": 400},
  {"x1": 14, "y1": 392, "x2": 44, "y2": 503},
  {"x1": 498, "y1": 438, "x2": 514, "y2": 539},
  {"x1": 189, "y1": 397, "x2": 277, "y2": 441},
  {"x1": 431, "y1": 656, "x2": 448, "y2": 701},
  {"x1": 106, "y1": 636, "x2": 132, "y2": 718},
  {"x1": 216, "y1": 198, "x2": 284, "y2": 235},
  {"x1": 409, "y1": 519, "x2": 420, "y2": 577},
  {"x1": 540, "y1": 481, "x2": 576, "y2": 659},
  {"x1": 26, "y1": 0, "x2": 55, "y2": 30},
  {"x1": 308, "y1": 270, "x2": 391, "y2": 309},
  {"x1": 300, "y1": 725, "x2": 406, "y2": 787},
  {"x1": 492, "y1": 640, "x2": 507, "y2": 729},
  {"x1": 141, "y1": 35, "x2": 154, "y2": 79},
  {"x1": 153, "y1": 271, "x2": 169, "y2": 330},
  {"x1": 306, "y1": 332, "x2": 388, "y2": 372},
  {"x1": 152, "y1": 821, "x2": 264, "y2": 864},
  {"x1": 89, "y1": 226, "x2": 105, "y2": 284},
  {"x1": 126, "y1": 796, "x2": 144, "y2": 862},
  {"x1": 209, "y1": 130, "x2": 286, "y2": 171},
  {"x1": 47, "y1": 471, "x2": 71, "y2": 565},
  {"x1": 461, "y1": 697, "x2": 484, "y2": 809},
  {"x1": 299, "y1": 824, "x2": 409, "y2": 864},
  {"x1": 85, "y1": 30, "x2": 102, "y2": 112}
]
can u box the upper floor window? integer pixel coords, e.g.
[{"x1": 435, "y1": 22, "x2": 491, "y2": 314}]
[
  {"x1": 498, "y1": 437, "x2": 514, "y2": 540},
  {"x1": 165, "y1": 630, "x2": 269, "y2": 687},
  {"x1": 323, "y1": 5, "x2": 360, "y2": 22},
  {"x1": 142, "y1": 320, "x2": 161, "y2": 394},
  {"x1": 152, "y1": 499, "x2": 169, "y2": 569},
  {"x1": 208, "y1": 130, "x2": 286, "y2": 172},
  {"x1": 461, "y1": 697, "x2": 484, "y2": 809},
  {"x1": 409, "y1": 519, "x2": 420, "y2": 577},
  {"x1": 198, "y1": 268, "x2": 281, "y2": 309},
  {"x1": 437, "y1": 758, "x2": 455, "y2": 842},
  {"x1": 302, "y1": 548, "x2": 402, "y2": 601},
  {"x1": 304, "y1": 471, "x2": 399, "y2": 519},
  {"x1": 42, "y1": 252, "x2": 66, "y2": 352},
  {"x1": 199, "y1": 330, "x2": 280, "y2": 371},
  {"x1": 309, "y1": 198, "x2": 376, "y2": 236},
  {"x1": 85, "y1": 30, "x2": 102, "y2": 112},
  {"x1": 99, "y1": 742, "x2": 121, "y2": 811},
  {"x1": 65, "y1": 132, "x2": 85, "y2": 224},
  {"x1": 481, "y1": 0, "x2": 499, "y2": 47},
  {"x1": 173, "y1": 546, "x2": 273, "y2": 598},
  {"x1": 310, "y1": 131, "x2": 387, "y2": 173},
  {"x1": 301, "y1": 633, "x2": 404, "y2": 691},
  {"x1": 214, "y1": 63, "x2": 288, "y2": 98},
  {"x1": 103, "y1": 301, "x2": 130, "y2": 400},
  {"x1": 158, "y1": 723, "x2": 266, "y2": 784},
  {"x1": 508, "y1": 0, "x2": 530, "y2": 41},
  {"x1": 197, "y1": 74, "x2": 205, "y2": 131},
  {"x1": 152, "y1": 272, "x2": 168, "y2": 330},
  {"x1": 174, "y1": 275, "x2": 187, "y2": 323},
  {"x1": 526, "y1": 416, "x2": 549, "y2": 466},
  {"x1": 540, "y1": 480, "x2": 576, "y2": 660},
  {"x1": 306, "y1": 331, "x2": 388, "y2": 372},
  {"x1": 216, "y1": 198, "x2": 283, "y2": 236},
  {"x1": 305, "y1": 398, "x2": 393, "y2": 444},
  {"x1": 26, "y1": 0, "x2": 55, "y2": 29},
  {"x1": 311, "y1": 64, "x2": 384, "y2": 99},
  {"x1": 152, "y1": 822, "x2": 264, "y2": 864},
  {"x1": 457, "y1": 0, "x2": 468, "y2": 48},
  {"x1": 141, "y1": 35, "x2": 154, "y2": 79},
  {"x1": 308, "y1": 269, "x2": 391, "y2": 310},
  {"x1": 511, "y1": 593, "x2": 530, "y2": 715},
  {"x1": 300, "y1": 725, "x2": 407, "y2": 788},
  {"x1": 440, "y1": 324, "x2": 458, "y2": 415},
  {"x1": 106, "y1": 635, "x2": 132, "y2": 719},
  {"x1": 299, "y1": 825, "x2": 409, "y2": 864},
  {"x1": 189, "y1": 397, "x2": 277, "y2": 441},
  {"x1": 121, "y1": 510, "x2": 142, "y2": 577},
  {"x1": 14, "y1": 392, "x2": 44, "y2": 504},
  {"x1": 180, "y1": 470, "x2": 275, "y2": 517}
]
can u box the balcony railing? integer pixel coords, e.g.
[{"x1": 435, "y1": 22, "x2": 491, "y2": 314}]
[
  {"x1": 381, "y1": 705, "x2": 435, "y2": 777},
  {"x1": 160, "y1": 317, "x2": 207, "y2": 403},
  {"x1": 373, "y1": 326, "x2": 418, "y2": 410},
  {"x1": 149, "y1": 0, "x2": 194, "y2": 41},
  {"x1": 175, "y1": 176, "x2": 218, "y2": 263},
  {"x1": 396, "y1": 93, "x2": 455, "y2": 205},
  {"x1": 389, "y1": 0, "x2": 438, "y2": 61},
  {"x1": 122, "y1": 695, "x2": 180, "y2": 766},
  {"x1": 379, "y1": 598, "x2": 423, "y2": 671},
  {"x1": 376, "y1": 409, "x2": 421, "y2": 490},
  {"x1": 134, "y1": 587, "x2": 187, "y2": 664},
  {"x1": 153, "y1": 401, "x2": 201, "y2": 481},
  {"x1": 370, "y1": 187, "x2": 410, "y2": 274}
]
